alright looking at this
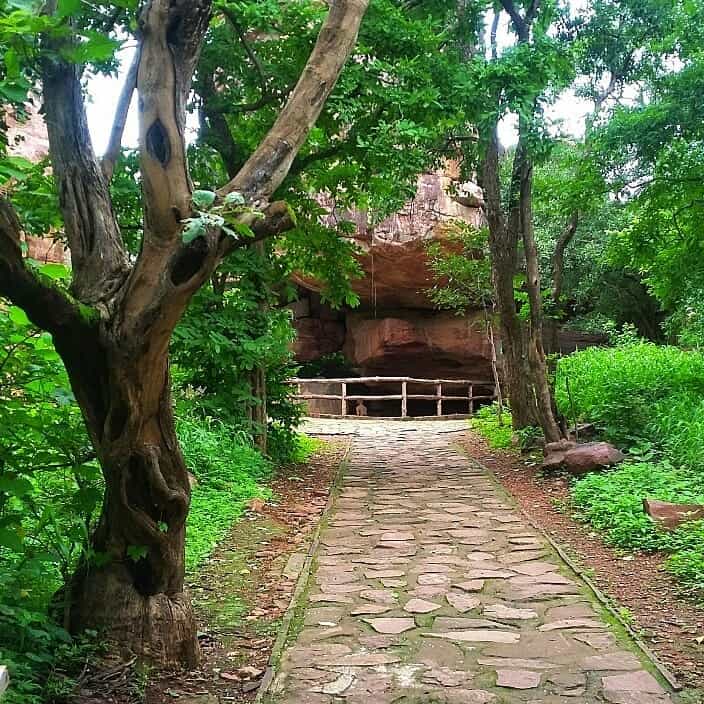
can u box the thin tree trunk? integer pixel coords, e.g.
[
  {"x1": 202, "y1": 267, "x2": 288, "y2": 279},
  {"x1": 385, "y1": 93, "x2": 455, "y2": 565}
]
[
  {"x1": 518, "y1": 147, "x2": 562, "y2": 442},
  {"x1": 549, "y1": 210, "x2": 579, "y2": 351},
  {"x1": 481, "y1": 129, "x2": 539, "y2": 429}
]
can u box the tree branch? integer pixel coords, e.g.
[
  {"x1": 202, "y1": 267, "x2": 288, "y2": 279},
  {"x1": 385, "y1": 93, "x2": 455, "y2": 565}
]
[
  {"x1": 41, "y1": 9, "x2": 130, "y2": 308},
  {"x1": 499, "y1": 0, "x2": 528, "y2": 41},
  {"x1": 551, "y1": 210, "x2": 579, "y2": 306},
  {"x1": 221, "y1": 6, "x2": 268, "y2": 100},
  {"x1": 101, "y1": 47, "x2": 141, "y2": 182},
  {"x1": 220, "y1": 0, "x2": 370, "y2": 201},
  {"x1": 0, "y1": 198, "x2": 92, "y2": 336}
]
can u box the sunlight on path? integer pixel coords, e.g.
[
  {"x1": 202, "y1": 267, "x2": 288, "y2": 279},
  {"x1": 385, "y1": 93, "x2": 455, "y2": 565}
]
[{"x1": 267, "y1": 419, "x2": 676, "y2": 703}]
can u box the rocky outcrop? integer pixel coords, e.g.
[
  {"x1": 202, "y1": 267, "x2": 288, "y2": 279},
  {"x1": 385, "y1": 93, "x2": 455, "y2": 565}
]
[
  {"x1": 344, "y1": 311, "x2": 494, "y2": 379},
  {"x1": 294, "y1": 169, "x2": 485, "y2": 310},
  {"x1": 6, "y1": 107, "x2": 69, "y2": 265},
  {"x1": 542, "y1": 441, "x2": 625, "y2": 475},
  {"x1": 291, "y1": 166, "x2": 497, "y2": 380}
]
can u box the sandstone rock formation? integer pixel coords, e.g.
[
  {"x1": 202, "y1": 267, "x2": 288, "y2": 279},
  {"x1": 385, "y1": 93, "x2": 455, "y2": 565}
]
[
  {"x1": 6, "y1": 106, "x2": 69, "y2": 265},
  {"x1": 291, "y1": 167, "x2": 497, "y2": 381}
]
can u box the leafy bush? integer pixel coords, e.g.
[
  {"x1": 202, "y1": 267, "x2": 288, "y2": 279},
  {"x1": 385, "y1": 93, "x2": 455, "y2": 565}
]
[
  {"x1": 571, "y1": 461, "x2": 704, "y2": 594},
  {"x1": 469, "y1": 404, "x2": 514, "y2": 449},
  {"x1": 557, "y1": 341, "x2": 704, "y2": 595},
  {"x1": 0, "y1": 300, "x2": 103, "y2": 704},
  {"x1": 177, "y1": 407, "x2": 273, "y2": 571},
  {"x1": 556, "y1": 341, "x2": 704, "y2": 454}
]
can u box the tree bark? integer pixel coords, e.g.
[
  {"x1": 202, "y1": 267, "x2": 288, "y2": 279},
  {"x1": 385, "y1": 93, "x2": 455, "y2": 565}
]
[
  {"x1": 45, "y1": 317, "x2": 196, "y2": 664},
  {"x1": 518, "y1": 145, "x2": 562, "y2": 442},
  {"x1": 481, "y1": 129, "x2": 539, "y2": 430}
]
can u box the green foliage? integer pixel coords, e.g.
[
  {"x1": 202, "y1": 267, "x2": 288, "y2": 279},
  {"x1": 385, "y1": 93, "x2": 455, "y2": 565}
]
[
  {"x1": 0, "y1": 302, "x2": 101, "y2": 703},
  {"x1": 469, "y1": 404, "x2": 513, "y2": 449},
  {"x1": 177, "y1": 407, "x2": 272, "y2": 571},
  {"x1": 556, "y1": 341, "x2": 704, "y2": 455},
  {"x1": 558, "y1": 341, "x2": 704, "y2": 595},
  {"x1": 426, "y1": 223, "x2": 493, "y2": 313},
  {"x1": 571, "y1": 462, "x2": 704, "y2": 595}
]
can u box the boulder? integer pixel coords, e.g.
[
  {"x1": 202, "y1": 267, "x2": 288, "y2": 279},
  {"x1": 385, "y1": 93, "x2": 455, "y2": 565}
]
[
  {"x1": 643, "y1": 498, "x2": 704, "y2": 530},
  {"x1": 542, "y1": 442, "x2": 625, "y2": 475}
]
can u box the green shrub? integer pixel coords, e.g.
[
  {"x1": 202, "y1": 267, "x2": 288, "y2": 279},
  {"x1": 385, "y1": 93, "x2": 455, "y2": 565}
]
[
  {"x1": 177, "y1": 409, "x2": 273, "y2": 571},
  {"x1": 556, "y1": 341, "x2": 704, "y2": 453},
  {"x1": 469, "y1": 404, "x2": 514, "y2": 449},
  {"x1": 558, "y1": 341, "x2": 704, "y2": 596}
]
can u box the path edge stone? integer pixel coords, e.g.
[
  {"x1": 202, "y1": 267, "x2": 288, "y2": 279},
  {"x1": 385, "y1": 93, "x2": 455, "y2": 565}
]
[
  {"x1": 460, "y1": 444, "x2": 683, "y2": 693},
  {"x1": 255, "y1": 438, "x2": 352, "y2": 703}
]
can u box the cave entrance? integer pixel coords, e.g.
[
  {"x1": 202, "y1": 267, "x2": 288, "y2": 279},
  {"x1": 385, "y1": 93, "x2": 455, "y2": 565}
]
[{"x1": 291, "y1": 377, "x2": 498, "y2": 418}]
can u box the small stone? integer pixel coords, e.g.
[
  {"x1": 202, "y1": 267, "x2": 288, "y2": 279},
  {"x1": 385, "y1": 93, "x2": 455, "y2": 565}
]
[
  {"x1": 309, "y1": 593, "x2": 354, "y2": 604},
  {"x1": 381, "y1": 578, "x2": 406, "y2": 588},
  {"x1": 364, "y1": 569, "x2": 405, "y2": 579},
  {"x1": 454, "y1": 580, "x2": 485, "y2": 592},
  {"x1": 444, "y1": 592, "x2": 480, "y2": 614},
  {"x1": 380, "y1": 531, "x2": 415, "y2": 541},
  {"x1": 496, "y1": 669, "x2": 541, "y2": 689},
  {"x1": 574, "y1": 632, "x2": 616, "y2": 650},
  {"x1": 418, "y1": 573, "x2": 450, "y2": 585},
  {"x1": 511, "y1": 561, "x2": 559, "y2": 576},
  {"x1": 478, "y1": 657, "x2": 557, "y2": 670},
  {"x1": 603, "y1": 693, "x2": 672, "y2": 704},
  {"x1": 363, "y1": 617, "x2": 416, "y2": 634},
  {"x1": 425, "y1": 630, "x2": 520, "y2": 644},
  {"x1": 350, "y1": 603, "x2": 392, "y2": 615},
  {"x1": 421, "y1": 666, "x2": 471, "y2": 687},
  {"x1": 321, "y1": 653, "x2": 401, "y2": 666},
  {"x1": 404, "y1": 598, "x2": 442, "y2": 614},
  {"x1": 434, "y1": 617, "x2": 509, "y2": 630},
  {"x1": 484, "y1": 604, "x2": 538, "y2": 620},
  {"x1": 539, "y1": 618, "x2": 604, "y2": 631},
  {"x1": 466, "y1": 569, "x2": 515, "y2": 579},
  {"x1": 317, "y1": 673, "x2": 354, "y2": 695},
  {"x1": 360, "y1": 589, "x2": 398, "y2": 604}
]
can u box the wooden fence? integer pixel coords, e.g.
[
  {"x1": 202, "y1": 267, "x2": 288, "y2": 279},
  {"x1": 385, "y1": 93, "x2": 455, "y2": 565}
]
[{"x1": 289, "y1": 376, "x2": 498, "y2": 418}]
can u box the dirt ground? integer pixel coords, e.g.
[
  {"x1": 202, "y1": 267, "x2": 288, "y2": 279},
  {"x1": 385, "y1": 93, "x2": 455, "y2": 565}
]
[{"x1": 459, "y1": 430, "x2": 704, "y2": 693}]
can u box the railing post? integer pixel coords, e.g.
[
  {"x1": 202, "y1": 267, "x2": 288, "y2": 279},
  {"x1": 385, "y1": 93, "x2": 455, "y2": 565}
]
[
  {"x1": 436, "y1": 382, "x2": 442, "y2": 416},
  {"x1": 401, "y1": 381, "x2": 407, "y2": 418},
  {"x1": 341, "y1": 381, "x2": 347, "y2": 416},
  {"x1": 469, "y1": 383, "x2": 474, "y2": 415}
]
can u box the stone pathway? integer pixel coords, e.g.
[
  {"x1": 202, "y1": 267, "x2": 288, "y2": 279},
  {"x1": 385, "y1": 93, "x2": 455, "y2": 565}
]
[{"x1": 266, "y1": 420, "x2": 677, "y2": 703}]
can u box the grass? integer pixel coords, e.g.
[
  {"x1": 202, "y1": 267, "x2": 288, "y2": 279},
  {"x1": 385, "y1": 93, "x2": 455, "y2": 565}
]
[
  {"x1": 177, "y1": 410, "x2": 274, "y2": 571},
  {"x1": 469, "y1": 404, "x2": 514, "y2": 449},
  {"x1": 556, "y1": 342, "x2": 704, "y2": 597}
]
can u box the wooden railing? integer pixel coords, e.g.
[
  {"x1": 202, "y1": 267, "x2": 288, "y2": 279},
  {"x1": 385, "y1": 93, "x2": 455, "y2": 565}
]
[{"x1": 289, "y1": 376, "x2": 498, "y2": 418}]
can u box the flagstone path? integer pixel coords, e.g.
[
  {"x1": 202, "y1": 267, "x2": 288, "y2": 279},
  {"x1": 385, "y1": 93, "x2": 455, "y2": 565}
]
[{"x1": 265, "y1": 420, "x2": 677, "y2": 703}]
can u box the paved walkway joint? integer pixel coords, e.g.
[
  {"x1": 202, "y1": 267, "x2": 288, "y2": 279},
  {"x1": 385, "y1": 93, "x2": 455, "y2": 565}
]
[{"x1": 267, "y1": 420, "x2": 676, "y2": 703}]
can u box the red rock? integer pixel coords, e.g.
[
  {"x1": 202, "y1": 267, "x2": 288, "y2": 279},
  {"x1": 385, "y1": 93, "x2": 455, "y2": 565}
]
[
  {"x1": 542, "y1": 442, "x2": 625, "y2": 475},
  {"x1": 343, "y1": 311, "x2": 495, "y2": 379},
  {"x1": 643, "y1": 498, "x2": 704, "y2": 530}
]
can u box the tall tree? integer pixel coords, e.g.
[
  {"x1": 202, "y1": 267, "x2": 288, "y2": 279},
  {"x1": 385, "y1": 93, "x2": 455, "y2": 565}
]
[
  {"x1": 0, "y1": 0, "x2": 369, "y2": 665},
  {"x1": 472, "y1": 1, "x2": 572, "y2": 440}
]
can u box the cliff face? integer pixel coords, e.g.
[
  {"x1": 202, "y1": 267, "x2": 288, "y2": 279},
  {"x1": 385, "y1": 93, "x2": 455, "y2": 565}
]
[{"x1": 291, "y1": 167, "x2": 496, "y2": 380}]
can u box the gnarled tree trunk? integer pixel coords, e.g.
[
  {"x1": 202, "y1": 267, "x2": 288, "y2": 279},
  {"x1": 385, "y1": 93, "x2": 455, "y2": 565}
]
[{"x1": 1, "y1": 0, "x2": 369, "y2": 666}]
